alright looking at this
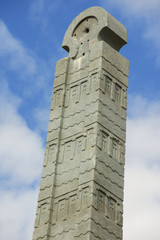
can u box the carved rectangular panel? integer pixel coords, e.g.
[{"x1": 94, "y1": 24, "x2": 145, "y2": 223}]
[
  {"x1": 102, "y1": 131, "x2": 108, "y2": 152},
  {"x1": 44, "y1": 143, "x2": 57, "y2": 166},
  {"x1": 121, "y1": 89, "x2": 127, "y2": 109},
  {"x1": 87, "y1": 128, "x2": 95, "y2": 148},
  {"x1": 91, "y1": 73, "x2": 98, "y2": 92},
  {"x1": 70, "y1": 86, "x2": 77, "y2": 102},
  {"x1": 56, "y1": 89, "x2": 63, "y2": 107},
  {"x1": 116, "y1": 203, "x2": 123, "y2": 226},
  {"x1": 70, "y1": 85, "x2": 80, "y2": 103},
  {"x1": 69, "y1": 195, "x2": 77, "y2": 215},
  {"x1": 112, "y1": 139, "x2": 118, "y2": 160},
  {"x1": 75, "y1": 136, "x2": 85, "y2": 156},
  {"x1": 64, "y1": 140, "x2": 75, "y2": 161},
  {"x1": 108, "y1": 136, "x2": 113, "y2": 157},
  {"x1": 120, "y1": 143, "x2": 125, "y2": 165},
  {"x1": 98, "y1": 190, "x2": 106, "y2": 213},
  {"x1": 48, "y1": 144, "x2": 57, "y2": 164},
  {"x1": 57, "y1": 198, "x2": 68, "y2": 220},
  {"x1": 43, "y1": 147, "x2": 49, "y2": 167},
  {"x1": 35, "y1": 201, "x2": 50, "y2": 227},
  {"x1": 105, "y1": 75, "x2": 112, "y2": 96},
  {"x1": 81, "y1": 81, "x2": 88, "y2": 100},
  {"x1": 115, "y1": 83, "x2": 121, "y2": 104},
  {"x1": 97, "y1": 130, "x2": 109, "y2": 152},
  {"x1": 51, "y1": 92, "x2": 56, "y2": 110},
  {"x1": 81, "y1": 187, "x2": 90, "y2": 209},
  {"x1": 108, "y1": 197, "x2": 117, "y2": 221},
  {"x1": 96, "y1": 189, "x2": 122, "y2": 226}
]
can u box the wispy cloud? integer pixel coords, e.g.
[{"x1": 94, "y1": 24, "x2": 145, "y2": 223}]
[
  {"x1": 101, "y1": 0, "x2": 160, "y2": 18},
  {"x1": 29, "y1": 0, "x2": 60, "y2": 30},
  {"x1": 103, "y1": 0, "x2": 160, "y2": 17},
  {"x1": 0, "y1": 20, "x2": 52, "y2": 98},
  {"x1": 33, "y1": 107, "x2": 50, "y2": 133},
  {"x1": 0, "y1": 20, "x2": 36, "y2": 76}
]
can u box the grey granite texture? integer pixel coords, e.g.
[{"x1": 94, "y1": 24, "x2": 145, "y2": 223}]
[{"x1": 32, "y1": 6, "x2": 129, "y2": 240}]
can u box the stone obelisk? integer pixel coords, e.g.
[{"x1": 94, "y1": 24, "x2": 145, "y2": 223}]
[{"x1": 32, "y1": 6, "x2": 129, "y2": 240}]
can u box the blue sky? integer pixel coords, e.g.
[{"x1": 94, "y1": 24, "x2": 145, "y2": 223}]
[{"x1": 0, "y1": 0, "x2": 160, "y2": 239}]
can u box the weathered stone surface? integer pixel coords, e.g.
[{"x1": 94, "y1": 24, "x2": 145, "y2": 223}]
[{"x1": 32, "y1": 6, "x2": 129, "y2": 240}]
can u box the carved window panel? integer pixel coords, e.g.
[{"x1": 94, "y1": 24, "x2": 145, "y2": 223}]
[
  {"x1": 115, "y1": 84, "x2": 121, "y2": 104},
  {"x1": 121, "y1": 89, "x2": 127, "y2": 108},
  {"x1": 57, "y1": 198, "x2": 67, "y2": 220},
  {"x1": 56, "y1": 89, "x2": 63, "y2": 107},
  {"x1": 108, "y1": 137, "x2": 113, "y2": 157},
  {"x1": 39, "y1": 203, "x2": 48, "y2": 225},
  {"x1": 71, "y1": 86, "x2": 77, "y2": 102},
  {"x1": 34, "y1": 207, "x2": 40, "y2": 228},
  {"x1": 81, "y1": 81, "x2": 88, "y2": 100},
  {"x1": 91, "y1": 73, "x2": 98, "y2": 92},
  {"x1": 69, "y1": 195, "x2": 77, "y2": 215},
  {"x1": 105, "y1": 75, "x2": 112, "y2": 96},
  {"x1": 51, "y1": 92, "x2": 56, "y2": 110},
  {"x1": 47, "y1": 144, "x2": 57, "y2": 164},
  {"x1": 98, "y1": 190, "x2": 106, "y2": 213},
  {"x1": 70, "y1": 85, "x2": 79, "y2": 103},
  {"x1": 108, "y1": 197, "x2": 117, "y2": 221},
  {"x1": 111, "y1": 82, "x2": 115, "y2": 101},
  {"x1": 43, "y1": 147, "x2": 49, "y2": 167},
  {"x1": 87, "y1": 129, "x2": 94, "y2": 148},
  {"x1": 116, "y1": 203, "x2": 122, "y2": 225},
  {"x1": 64, "y1": 141, "x2": 75, "y2": 161},
  {"x1": 97, "y1": 132, "x2": 102, "y2": 149},
  {"x1": 117, "y1": 143, "x2": 121, "y2": 164},
  {"x1": 120, "y1": 144, "x2": 125, "y2": 165},
  {"x1": 100, "y1": 72, "x2": 105, "y2": 93},
  {"x1": 102, "y1": 131, "x2": 108, "y2": 152},
  {"x1": 81, "y1": 187, "x2": 90, "y2": 208},
  {"x1": 112, "y1": 139, "x2": 118, "y2": 160},
  {"x1": 35, "y1": 202, "x2": 49, "y2": 226},
  {"x1": 76, "y1": 136, "x2": 85, "y2": 156}
]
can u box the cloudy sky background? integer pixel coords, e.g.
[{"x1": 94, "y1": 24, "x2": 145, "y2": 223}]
[{"x1": 0, "y1": 0, "x2": 160, "y2": 239}]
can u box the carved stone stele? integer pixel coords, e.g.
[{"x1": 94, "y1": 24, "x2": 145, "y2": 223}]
[{"x1": 32, "y1": 6, "x2": 129, "y2": 240}]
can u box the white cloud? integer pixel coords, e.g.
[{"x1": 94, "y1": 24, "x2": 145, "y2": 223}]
[
  {"x1": 0, "y1": 80, "x2": 44, "y2": 186},
  {"x1": 124, "y1": 166, "x2": 160, "y2": 240},
  {"x1": 124, "y1": 96, "x2": 160, "y2": 240},
  {"x1": 0, "y1": 188, "x2": 38, "y2": 240},
  {"x1": 0, "y1": 81, "x2": 43, "y2": 239}
]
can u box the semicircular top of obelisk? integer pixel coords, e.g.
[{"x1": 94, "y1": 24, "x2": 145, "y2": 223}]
[{"x1": 62, "y1": 6, "x2": 127, "y2": 58}]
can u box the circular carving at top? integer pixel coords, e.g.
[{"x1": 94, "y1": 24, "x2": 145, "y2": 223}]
[
  {"x1": 72, "y1": 16, "x2": 98, "y2": 41},
  {"x1": 62, "y1": 7, "x2": 127, "y2": 58},
  {"x1": 71, "y1": 16, "x2": 98, "y2": 58}
]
